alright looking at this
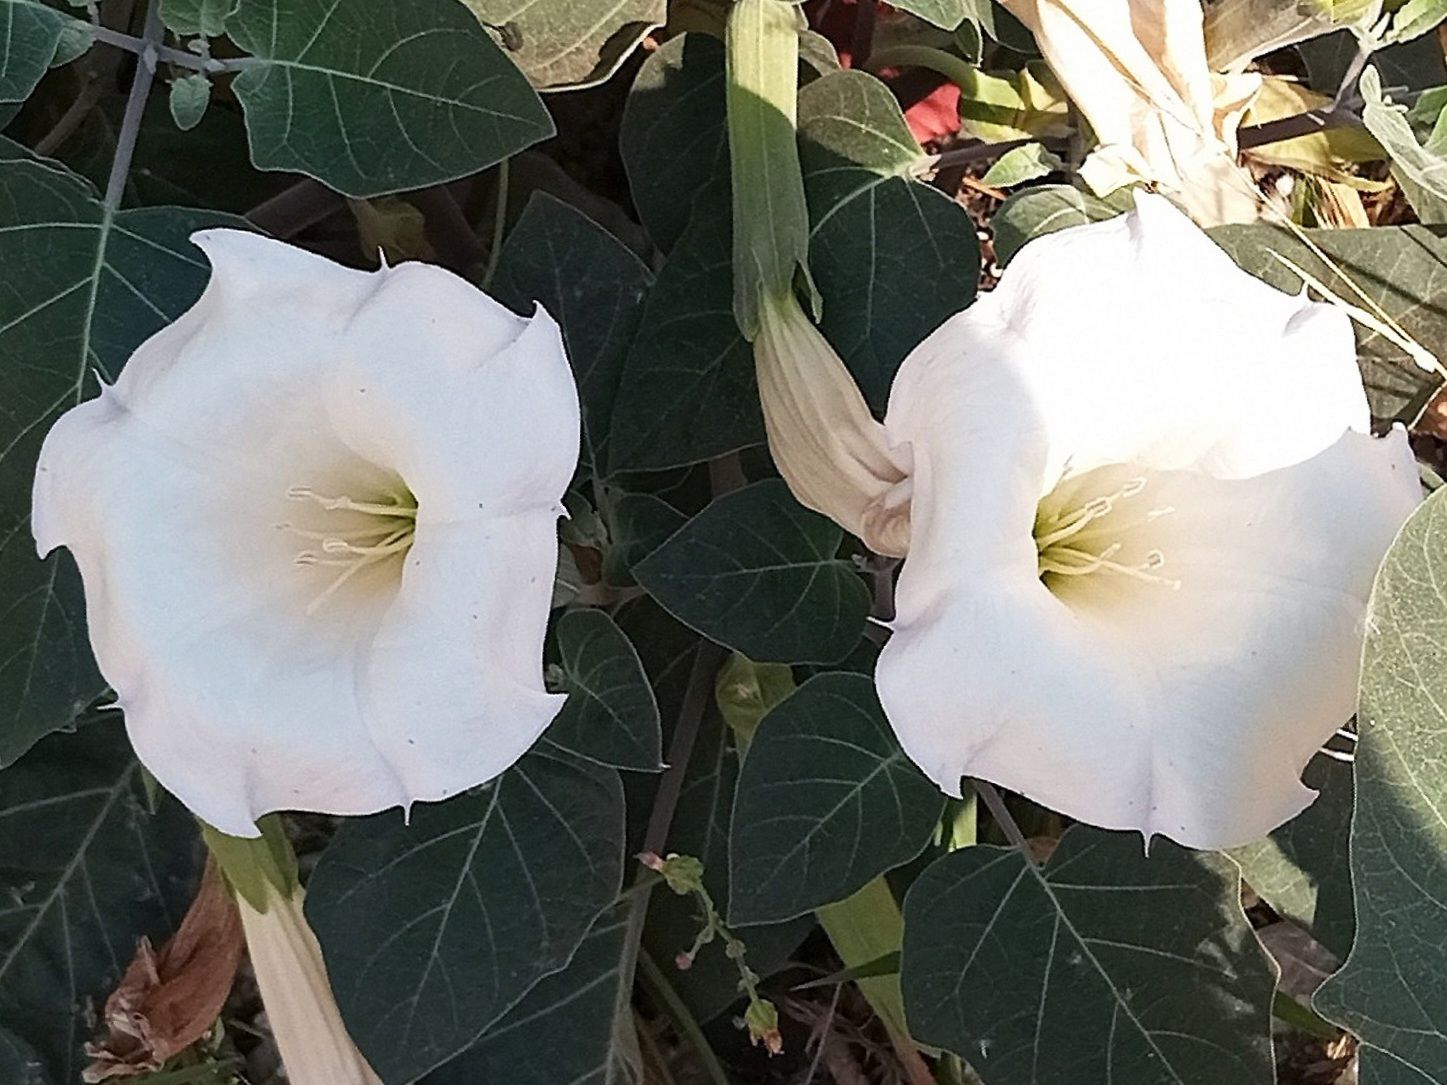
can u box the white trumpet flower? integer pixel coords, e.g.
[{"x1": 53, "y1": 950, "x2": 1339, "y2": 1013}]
[
  {"x1": 874, "y1": 193, "x2": 1419, "y2": 848},
  {"x1": 33, "y1": 231, "x2": 579, "y2": 836}
]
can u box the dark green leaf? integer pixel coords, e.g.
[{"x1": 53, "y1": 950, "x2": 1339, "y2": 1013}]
[
  {"x1": 228, "y1": 0, "x2": 553, "y2": 198},
  {"x1": 619, "y1": 32, "x2": 727, "y2": 251},
  {"x1": 601, "y1": 490, "x2": 686, "y2": 587},
  {"x1": 0, "y1": 157, "x2": 246, "y2": 765},
  {"x1": 492, "y1": 192, "x2": 652, "y2": 477},
  {"x1": 466, "y1": 0, "x2": 663, "y2": 90},
  {"x1": 990, "y1": 182, "x2": 1126, "y2": 266},
  {"x1": 1212, "y1": 222, "x2": 1447, "y2": 423},
  {"x1": 1315, "y1": 489, "x2": 1447, "y2": 1082},
  {"x1": 1230, "y1": 753, "x2": 1354, "y2": 959},
  {"x1": 0, "y1": 0, "x2": 77, "y2": 103},
  {"x1": 902, "y1": 826, "x2": 1276, "y2": 1084},
  {"x1": 0, "y1": 722, "x2": 201, "y2": 1085},
  {"x1": 887, "y1": 0, "x2": 967, "y2": 29},
  {"x1": 56, "y1": 97, "x2": 293, "y2": 213},
  {"x1": 607, "y1": 187, "x2": 760, "y2": 471},
  {"x1": 423, "y1": 904, "x2": 637, "y2": 1085},
  {"x1": 548, "y1": 608, "x2": 662, "y2": 771},
  {"x1": 640, "y1": 688, "x2": 815, "y2": 1022},
  {"x1": 308, "y1": 744, "x2": 625, "y2": 1084},
  {"x1": 798, "y1": 70, "x2": 979, "y2": 410},
  {"x1": 634, "y1": 480, "x2": 870, "y2": 664},
  {"x1": 1301, "y1": 28, "x2": 1446, "y2": 96},
  {"x1": 729, "y1": 673, "x2": 943, "y2": 924},
  {"x1": 159, "y1": 0, "x2": 236, "y2": 37}
]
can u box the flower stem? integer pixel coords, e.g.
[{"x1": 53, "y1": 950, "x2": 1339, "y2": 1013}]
[
  {"x1": 479, "y1": 158, "x2": 510, "y2": 290},
  {"x1": 103, "y1": 0, "x2": 163, "y2": 212},
  {"x1": 973, "y1": 779, "x2": 1036, "y2": 863},
  {"x1": 638, "y1": 950, "x2": 732, "y2": 1085}
]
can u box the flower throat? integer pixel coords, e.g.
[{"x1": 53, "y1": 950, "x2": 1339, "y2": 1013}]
[
  {"x1": 285, "y1": 485, "x2": 417, "y2": 614},
  {"x1": 1034, "y1": 473, "x2": 1179, "y2": 589}
]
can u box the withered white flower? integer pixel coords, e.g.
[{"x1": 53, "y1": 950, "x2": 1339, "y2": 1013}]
[
  {"x1": 33, "y1": 231, "x2": 578, "y2": 837},
  {"x1": 874, "y1": 193, "x2": 1419, "y2": 848},
  {"x1": 1004, "y1": 0, "x2": 1264, "y2": 226}
]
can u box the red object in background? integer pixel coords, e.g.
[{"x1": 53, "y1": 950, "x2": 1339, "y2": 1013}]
[{"x1": 805, "y1": 0, "x2": 962, "y2": 146}]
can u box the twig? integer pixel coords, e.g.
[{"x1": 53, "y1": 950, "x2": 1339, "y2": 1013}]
[
  {"x1": 638, "y1": 950, "x2": 732, "y2": 1085},
  {"x1": 850, "y1": 0, "x2": 877, "y2": 69},
  {"x1": 1237, "y1": 107, "x2": 1357, "y2": 149},
  {"x1": 88, "y1": 22, "x2": 257, "y2": 73},
  {"x1": 409, "y1": 185, "x2": 486, "y2": 272},
  {"x1": 34, "y1": 73, "x2": 107, "y2": 156},
  {"x1": 927, "y1": 138, "x2": 1036, "y2": 171},
  {"x1": 479, "y1": 159, "x2": 510, "y2": 290},
  {"x1": 1332, "y1": 33, "x2": 1375, "y2": 109},
  {"x1": 972, "y1": 779, "x2": 1035, "y2": 863},
  {"x1": 103, "y1": 0, "x2": 163, "y2": 211},
  {"x1": 641, "y1": 642, "x2": 728, "y2": 857},
  {"x1": 246, "y1": 178, "x2": 344, "y2": 236}
]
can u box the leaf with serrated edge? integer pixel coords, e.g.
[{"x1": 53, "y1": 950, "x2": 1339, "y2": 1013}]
[
  {"x1": 422, "y1": 904, "x2": 638, "y2": 1085},
  {"x1": 466, "y1": 0, "x2": 663, "y2": 90},
  {"x1": 729, "y1": 673, "x2": 943, "y2": 924},
  {"x1": 227, "y1": 0, "x2": 553, "y2": 198},
  {"x1": 307, "y1": 743, "x2": 624, "y2": 1084},
  {"x1": 547, "y1": 608, "x2": 662, "y2": 771},
  {"x1": 1316, "y1": 488, "x2": 1447, "y2": 1082},
  {"x1": 798, "y1": 70, "x2": 979, "y2": 411},
  {"x1": 634, "y1": 480, "x2": 870, "y2": 664},
  {"x1": 0, "y1": 155, "x2": 247, "y2": 766},
  {"x1": 902, "y1": 826, "x2": 1276, "y2": 1084},
  {"x1": 0, "y1": 722, "x2": 201, "y2": 1084}
]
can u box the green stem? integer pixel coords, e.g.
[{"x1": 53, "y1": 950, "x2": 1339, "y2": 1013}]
[
  {"x1": 638, "y1": 950, "x2": 732, "y2": 1085},
  {"x1": 867, "y1": 44, "x2": 981, "y2": 96},
  {"x1": 480, "y1": 158, "x2": 510, "y2": 291},
  {"x1": 200, "y1": 814, "x2": 298, "y2": 912}
]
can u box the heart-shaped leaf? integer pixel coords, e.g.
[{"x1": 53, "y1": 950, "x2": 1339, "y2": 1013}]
[
  {"x1": 902, "y1": 826, "x2": 1276, "y2": 1084},
  {"x1": 634, "y1": 480, "x2": 870, "y2": 664},
  {"x1": 547, "y1": 608, "x2": 662, "y2": 772},
  {"x1": 730, "y1": 673, "x2": 943, "y2": 924},
  {"x1": 308, "y1": 743, "x2": 624, "y2": 1084},
  {"x1": 1316, "y1": 488, "x2": 1447, "y2": 1081},
  {"x1": 228, "y1": 0, "x2": 553, "y2": 197}
]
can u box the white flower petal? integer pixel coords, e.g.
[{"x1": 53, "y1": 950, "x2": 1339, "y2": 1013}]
[
  {"x1": 32, "y1": 230, "x2": 578, "y2": 835},
  {"x1": 878, "y1": 196, "x2": 1421, "y2": 848},
  {"x1": 887, "y1": 193, "x2": 1369, "y2": 500},
  {"x1": 879, "y1": 430, "x2": 1418, "y2": 849}
]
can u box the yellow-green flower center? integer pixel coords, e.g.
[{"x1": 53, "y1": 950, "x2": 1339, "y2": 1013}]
[
  {"x1": 285, "y1": 485, "x2": 417, "y2": 613},
  {"x1": 1034, "y1": 472, "x2": 1179, "y2": 590}
]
